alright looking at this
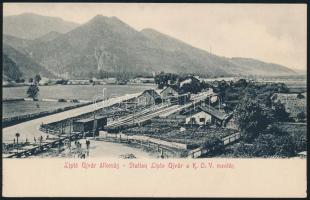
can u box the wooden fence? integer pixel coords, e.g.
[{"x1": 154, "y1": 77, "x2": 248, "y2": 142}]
[
  {"x1": 100, "y1": 132, "x2": 188, "y2": 150},
  {"x1": 5, "y1": 132, "x2": 84, "y2": 158},
  {"x1": 187, "y1": 132, "x2": 241, "y2": 158}
]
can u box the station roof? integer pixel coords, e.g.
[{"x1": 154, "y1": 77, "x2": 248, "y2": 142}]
[
  {"x1": 183, "y1": 105, "x2": 227, "y2": 121},
  {"x1": 74, "y1": 115, "x2": 107, "y2": 123}
]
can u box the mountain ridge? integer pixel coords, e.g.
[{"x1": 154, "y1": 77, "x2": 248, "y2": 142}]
[
  {"x1": 3, "y1": 13, "x2": 296, "y2": 79},
  {"x1": 4, "y1": 13, "x2": 79, "y2": 40}
]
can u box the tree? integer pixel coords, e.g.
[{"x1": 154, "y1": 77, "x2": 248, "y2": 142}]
[
  {"x1": 234, "y1": 79, "x2": 248, "y2": 88},
  {"x1": 34, "y1": 75, "x2": 41, "y2": 83},
  {"x1": 154, "y1": 72, "x2": 180, "y2": 88},
  {"x1": 297, "y1": 93, "x2": 305, "y2": 99},
  {"x1": 235, "y1": 96, "x2": 271, "y2": 142},
  {"x1": 15, "y1": 78, "x2": 25, "y2": 83},
  {"x1": 233, "y1": 132, "x2": 297, "y2": 158},
  {"x1": 180, "y1": 77, "x2": 202, "y2": 94},
  {"x1": 15, "y1": 132, "x2": 20, "y2": 153},
  {"x1": 27, "y1": 83, "x2": 40, "y2": 100},
  {"x1": 297, "y1": 112, "x2": 306, "y2": 122},
  {"x1": 273, "y1": 101, "x2": 290, "y2": 122},
  {"x1": 28, "y1": 78, "x2": 33, "y2": 83}
]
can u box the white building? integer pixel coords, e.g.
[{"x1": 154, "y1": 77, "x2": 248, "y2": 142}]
[{"x1": 185, "y1": 111, "x2": 212, "y2": 125}]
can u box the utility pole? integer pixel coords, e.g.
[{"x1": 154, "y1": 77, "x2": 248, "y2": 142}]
[
  {"x1": 93, "y1": 112, "x2": 96, "y2": 139},
  {"x1": 209, "y1": 97, "x2": 211, "y2": 108},
  {"x1": 15, "y1": 133, "x2": 20, "y2": 154},
  {"x1": 59, "y1": 123, "x2": 63, "y2": 153},
  {"x1": 132, "y1": 103, "x2": 136, "y2": 125},
  {"x1": 69, "y1": 118, "x2": 72, "y2": 152}
]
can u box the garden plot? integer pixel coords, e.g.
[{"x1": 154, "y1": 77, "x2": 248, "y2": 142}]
[{"x1": 124, "y1": 121, "x2": 237, "y2": 149}]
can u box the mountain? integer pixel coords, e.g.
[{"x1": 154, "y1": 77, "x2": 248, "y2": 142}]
[
  {"x1": 3, "y1": 34, "x2": 33, "y2": 53},
  {"x1": 10, "y1": 15, "x2": 296, "y2": 78},
  {"x1": 34, "y1": 31, "x2": 63, "y2": 43},
  {"x1": 3, "y1": 44, "x2": 56, "y2": 80},
  {"x1": 3, "y1": 54, "x2": 23, "y2": 81},
  {"x1": 3, "y1": 13, "x2": 79, "y2": 40},
  {"x1": 228, "y1": 57, "x2": 296, "y2": 76},
  {"x1": 141, "y1": 28, "x2": 244, "y2": 75},
  {"x1": 141, "y1": 28, "x2": 297, "y2": 76}
]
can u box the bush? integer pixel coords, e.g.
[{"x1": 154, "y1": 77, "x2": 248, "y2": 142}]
[
  {"x1": 297, "y1": 93, "x2": 305, "y2": 99},
  {"x1": 56, "y1": 79, "x2": 68, "y2": 85},
  {"x1": 233, "y1": 133, "x2": 297, "y2": 158},
  {"x1": 26, "y1": 84, "x2": 39, "y2": 100},
  {"x1": 235, "y1": 97, "x2": 271, "y2": 142},
  {"x1": 297, "y1": 112, "x2": 306, "y2": 122},
  {"x1": 71, "y1": 99, "x2": 79, "y2": 103}
]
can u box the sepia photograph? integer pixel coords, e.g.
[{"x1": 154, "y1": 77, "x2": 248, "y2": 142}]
[{"x1": 2, "y1": 2, "x2": 307, "y2": 197}]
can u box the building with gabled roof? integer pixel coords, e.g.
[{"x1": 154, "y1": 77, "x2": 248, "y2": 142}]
[
  {"x1": 182, "y1": 105, "x2": 228, "y2": 126},
  {"x1": 159, "y1": 85, "x2": 190, "y2": 105},
  {"x1": 136, "y1": 89, "x2": 162, "y2": 106}
]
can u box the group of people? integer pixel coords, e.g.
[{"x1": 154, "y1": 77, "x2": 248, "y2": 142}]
[
  {"x1": 74, "y1": 139, "x2": 91, "y2": 159},
  {"x1": 33, "y1": 135, "x2": 44, "y2": 144}
]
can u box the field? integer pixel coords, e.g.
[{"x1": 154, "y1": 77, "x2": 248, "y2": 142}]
[
  {"x1": 2, "y1": 84, "x2": 154, "y2": 119},
  {"x1": 2, "y1": 84, "x2": 155, "y2": 100},
  {"x1": 3, "y1": 101, "x2": 80, "y2": 118},
  {"x1": 124, "y1": 121, "x2": 237, "y2": 148}
]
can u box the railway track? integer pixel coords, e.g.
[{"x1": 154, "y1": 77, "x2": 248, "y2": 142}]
[{"x1": 106, "y1": 90, "x2": 215, "y2": 130}]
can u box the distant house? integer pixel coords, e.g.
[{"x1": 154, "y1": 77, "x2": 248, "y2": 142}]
[
  {"x1": 185, "y1": 109, "x2": 212, "y2": 125},
  {"x1": 160, "y1": 85, "x2": 182, "y2": 98},
  {"x1": 183, "y1": 106, "x2": 227, "y2": 126},
  {"x1": 199, "y1": 105, "x2": 227, "y2": 126},
  {"x1": 39, "y1": 77, "x2": 50, "y2": 85},
  {"x1": 136, "y1": 89, "x2": 162, "y2": 106},
  {"x1": 103, "y1": 78, "x2": 117, "y2": 84},
  {"x1": 160, "y1": 85, "x2": 190, "y2": 105},
  {"x1": 179, "y1": 76, "x2": 200, "y2": 87},
  {"x1": 132, "y1": 77, "x2": 155, "y2": 84}
]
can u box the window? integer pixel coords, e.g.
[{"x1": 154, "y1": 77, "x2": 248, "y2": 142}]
[{"x1": 200, "y1": 118, "x2": 205, "y2": 122}]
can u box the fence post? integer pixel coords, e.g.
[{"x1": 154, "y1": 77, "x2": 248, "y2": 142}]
[{"x1": 161, "y1": 148, "x2": 164, "y2": 158}]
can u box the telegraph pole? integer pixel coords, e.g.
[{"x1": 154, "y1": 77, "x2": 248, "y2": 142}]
[
  {"x1": 69, "y1": 118, "x2": 72, "y2": 153},
  {"x1": 132, "y1": 103, "x2": 136, "y2": 125},
  {"x1": 59, "y1": 123, "x2": 63, "y2": 153},
  {"x1": 93, "y1": 112, "x2": 96, "y2": 139}
]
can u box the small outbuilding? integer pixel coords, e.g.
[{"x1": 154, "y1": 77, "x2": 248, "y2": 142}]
[
  {"x1": 73, "y1": 116, "x2": 107, "y2": 136},
  {"x1": 185, "y1": 110, "x2": 212, "y2": 125}
]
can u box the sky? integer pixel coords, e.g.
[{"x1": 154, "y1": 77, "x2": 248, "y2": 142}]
[{"x1": 3, "y1": 3, "x2": 307, "y2": 71}]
